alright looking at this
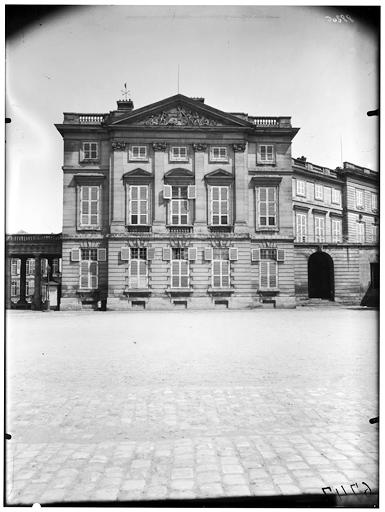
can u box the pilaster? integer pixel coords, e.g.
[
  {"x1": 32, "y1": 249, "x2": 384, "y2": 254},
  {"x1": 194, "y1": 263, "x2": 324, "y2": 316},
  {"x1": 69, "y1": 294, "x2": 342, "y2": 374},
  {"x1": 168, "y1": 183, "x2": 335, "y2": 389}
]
[
  {"x1": 152, "y1": 142, "x2": 167, "y2": 233},
  {"x1": 233, "y1": 143, "x2": 248, "y2": 233},
  {"x1": 193, "y1": 144, "x2": 208, "y2": 233},
  {"x1": 32, "y1": 255, "x2": 42, "y2": 310},
  {"x1": 18, "y1": 256, "x2": 27, "y2": 305}
]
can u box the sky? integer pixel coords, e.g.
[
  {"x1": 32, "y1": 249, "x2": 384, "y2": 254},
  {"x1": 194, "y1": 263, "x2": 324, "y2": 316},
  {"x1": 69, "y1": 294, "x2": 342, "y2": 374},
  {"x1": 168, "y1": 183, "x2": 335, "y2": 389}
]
[{"x1": 6, "y1": 5, "x2": 379, "y2": 233}]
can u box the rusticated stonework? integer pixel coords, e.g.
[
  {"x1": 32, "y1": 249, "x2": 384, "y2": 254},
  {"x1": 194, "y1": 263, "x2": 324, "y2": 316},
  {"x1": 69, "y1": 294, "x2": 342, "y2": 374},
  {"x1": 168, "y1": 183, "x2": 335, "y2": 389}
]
[
  {"x1": 192, "y1": 143, "x2": 208, "y2": 152},
  {"x1": 142, "y1": 107, "x2": 220, "y2": 127}
]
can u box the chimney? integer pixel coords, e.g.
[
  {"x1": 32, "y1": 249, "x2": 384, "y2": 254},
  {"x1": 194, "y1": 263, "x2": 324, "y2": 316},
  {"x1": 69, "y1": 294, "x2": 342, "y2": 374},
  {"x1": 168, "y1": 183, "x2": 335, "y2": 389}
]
[{"x1": 116, "y1": 99, "x2": 134, "y2": 111}]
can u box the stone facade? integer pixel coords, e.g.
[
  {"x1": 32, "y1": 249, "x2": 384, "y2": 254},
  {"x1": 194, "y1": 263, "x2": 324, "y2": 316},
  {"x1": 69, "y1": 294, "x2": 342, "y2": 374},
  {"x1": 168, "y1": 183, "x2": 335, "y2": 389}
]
[{"x1": 53, "y1": 94, "x2": 378, "y2": 310}]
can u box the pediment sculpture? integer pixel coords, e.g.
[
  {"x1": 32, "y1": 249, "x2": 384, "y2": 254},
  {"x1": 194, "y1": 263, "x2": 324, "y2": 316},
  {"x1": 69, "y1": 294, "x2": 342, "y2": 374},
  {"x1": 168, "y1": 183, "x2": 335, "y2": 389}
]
[{"x1": 142, "y1": 106, "x2": 220, "y2": 127}]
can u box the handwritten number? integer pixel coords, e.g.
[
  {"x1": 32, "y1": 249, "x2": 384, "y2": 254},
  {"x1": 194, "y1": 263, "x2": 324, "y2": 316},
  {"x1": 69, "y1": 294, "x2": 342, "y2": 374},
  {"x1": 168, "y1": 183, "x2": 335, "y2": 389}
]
[
  {"x1": 362, "y1": 482, "x2": 372, "y2": 495},
  {"x1": 322, "y1": 486, "x2": 333, "y2": 495},
  {"x1": 350, "y1": 483, "x2": 358, "y2": 494}
]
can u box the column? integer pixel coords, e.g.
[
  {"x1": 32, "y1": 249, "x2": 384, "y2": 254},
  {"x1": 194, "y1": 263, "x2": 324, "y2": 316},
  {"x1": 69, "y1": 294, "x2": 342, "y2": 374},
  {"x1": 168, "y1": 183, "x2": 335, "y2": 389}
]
[
  {"x1": 233, "y1": 143, "x2": 248, "y2": 233},
  {"x1": 153, "y1": 142, "x2": 167, "y2": 232},
  {"x1": 5, "y1": 256, "x2": 11, "y2": 309},
  {"x1": 17, "y1": 256, "x2": 27, "y2": 304},
  {"x1": 32, "y1": 255, "x2": 42, "y2": 310},
  {"x1": 47, "y1": 257, "x2": 54, "y2": 281},
  {"x1": 193, "y1": 144, "x2": 207, "y2": 231}
]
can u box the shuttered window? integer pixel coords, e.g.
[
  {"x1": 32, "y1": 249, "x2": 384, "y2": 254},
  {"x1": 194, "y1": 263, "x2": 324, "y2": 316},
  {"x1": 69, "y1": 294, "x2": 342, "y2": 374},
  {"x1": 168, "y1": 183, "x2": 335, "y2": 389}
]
[
  {"x1": 371, "y1": 193, "x2": 378, "y2": 211},
  {"x1": 11, "y1": 259, "x2": 20, "y2": 275},
  {"x1": 129, "y1": 248, "x2": 148, "y2": 288},
  {"x1": 260, "y1": 261, "x2": 277, "y2": 289},
  {"x1": 331, "y1": 218, "x2": 342, "y2": 243},
  {"x1": 357, "y1": 222, "x2": 365, "y2": 243},
  {"x1": 332, "y1": 188, "x2": 341, "y2": 205},
  {"x1": 210, "y1": 186, "x2": 230, "y2": 225},
  {"x1": 80, "y1": 185, "x2": 100, "y2": 227},
  {"x1": 128, "y1": 185, "x2": 149, "y2": 225},
  {"x1": 296, "y1": 213, "x2": 307, "y2": 242},
  {"x1": 257, "y1": 187, "x2": 277, "y2": 228},
  {"x1": 171, "y1": 248, "x2": 189, "y2": 288},
  {"x1": 212, "y1": 248, "x2": 230, "y2": 288},
  {"x1": 80, "y1": 249, "x2": 98, "y2": 289},
  {"x1": 11, "y1": 280, "x2": 20, "y2": 296},
  {"x1": 314, "y1": 184, "x2": 323, "y2": 200},
  {"x1": 314, "y1": 216, "x2": 325, "y2": 242},
  {"x1": 296, "y1": 180, "x2": 306, "y2": 197},
  {"x1": 356, "y1": 189, "x2": 364, "y2": 209}
]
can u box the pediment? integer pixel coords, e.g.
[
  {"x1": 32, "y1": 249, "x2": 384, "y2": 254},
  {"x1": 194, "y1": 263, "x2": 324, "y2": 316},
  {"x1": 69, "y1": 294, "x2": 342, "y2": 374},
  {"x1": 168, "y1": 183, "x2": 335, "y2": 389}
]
[
  {"x1": 164, "y1": 168, "x2": 193, "y2": 179},
  {"x1": 122, "y1": 168, "x2": 153, "y2": 179},
  {"x1": 205, "y1": 169, "x2": 234, "y2": 180},
  {"x1": 109, "y1": 94, "x2": 252, "y2": 128}
]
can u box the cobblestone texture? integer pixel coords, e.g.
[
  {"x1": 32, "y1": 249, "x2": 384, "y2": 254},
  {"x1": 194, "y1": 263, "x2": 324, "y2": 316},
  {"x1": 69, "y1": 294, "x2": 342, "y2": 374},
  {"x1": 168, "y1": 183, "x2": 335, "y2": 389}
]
[{"x1": 5, "y1": 309, "x2": 378, "y2": 504}]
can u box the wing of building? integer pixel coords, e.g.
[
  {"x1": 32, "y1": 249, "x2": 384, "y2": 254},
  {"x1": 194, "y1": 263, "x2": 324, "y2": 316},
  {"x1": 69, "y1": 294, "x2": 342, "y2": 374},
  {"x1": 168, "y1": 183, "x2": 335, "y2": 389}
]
[{"x1": 6, "y1": 94, "x2": 379, "y2": 310}]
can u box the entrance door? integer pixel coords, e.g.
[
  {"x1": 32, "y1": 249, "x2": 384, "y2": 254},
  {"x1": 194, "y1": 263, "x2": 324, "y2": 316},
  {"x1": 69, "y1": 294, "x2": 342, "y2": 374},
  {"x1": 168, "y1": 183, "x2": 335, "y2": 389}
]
[{"x1": 308, "y1": 251, "x2": 334, "y2": 300}]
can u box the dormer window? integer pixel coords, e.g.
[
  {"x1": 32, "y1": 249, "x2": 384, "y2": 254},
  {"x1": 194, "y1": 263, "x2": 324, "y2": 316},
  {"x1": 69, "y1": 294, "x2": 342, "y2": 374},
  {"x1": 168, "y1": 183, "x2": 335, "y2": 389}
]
[
  {"x1": 129, "y1": 145, "x2": 148, "y2": 161},
  {"x1": 210, "y1": 146, "x2": 228, "y2": 162},
  {"x1": 81, "y1": 142, "x2": 99, "y2": 162},
  {"x1": 170, "y1": 146, "x2": 188, "y2": 162}
]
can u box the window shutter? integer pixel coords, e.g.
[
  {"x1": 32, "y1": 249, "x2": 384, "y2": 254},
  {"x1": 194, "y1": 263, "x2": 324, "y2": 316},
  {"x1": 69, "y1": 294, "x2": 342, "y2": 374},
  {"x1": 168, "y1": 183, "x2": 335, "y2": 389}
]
[
  {"x1": 256, "y1": 145, "x2": 261, "y2": 164},
  {"x1": 127, "y1": 185, "x2": 131, "y2": 224},
  {"x1": 97, "y1": 248, "x2": 107, "y2": 262},
  {"x1": 208, "y1": 186, "x2": 213, "y2": 226},
  {"x1": 163, "y1": 247, "x2": 171, "y2": 261},
  {"x1": 251, "y1": 248, "x2": 260, "y2": 262},
  {"x1": 71, "y1": 248, "x2": 81, "y2": 262},
  {"x1": 188, "y1": 247, "x2": 197, "y2": 261},
  {"x1": 147, "y1": 247, "x2": 155, "y2": 260},
  {"x1": 204, "y1": 247, "x2": 213, "y2": 261},
  {"x1": 80, "y1": 143, "x2": 85, "y2": 162},
  {"x1": 188, "y1": 185, "x2": 196, "y2": 200},
  {"x1": 121, "y1": 247, "x2": 130, "y2": 261},
  {"x1": 229, "y1": 248, "x2": 238, "y2": 261},
  {"x1": 277, "y1": 249, "x2": 285, "y2": 262},
  {"x1": 163, "y1": 184, "x2": 172, "y2": 200}
]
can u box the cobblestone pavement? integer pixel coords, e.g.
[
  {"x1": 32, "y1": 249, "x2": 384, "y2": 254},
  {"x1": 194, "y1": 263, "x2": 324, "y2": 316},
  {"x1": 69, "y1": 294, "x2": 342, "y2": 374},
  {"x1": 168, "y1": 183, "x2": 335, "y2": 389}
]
[{"x1": 6, "y1": 309, "x2": 378, "y2": 504}]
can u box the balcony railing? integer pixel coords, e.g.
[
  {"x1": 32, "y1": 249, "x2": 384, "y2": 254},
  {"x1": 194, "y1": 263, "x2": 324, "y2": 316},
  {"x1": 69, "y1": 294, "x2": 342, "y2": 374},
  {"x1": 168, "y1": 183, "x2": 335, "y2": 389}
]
[
  {"x1": 250, "y1": 116, "x2": 292, "y2": 128},
  {"x1": 63, "y1": 113, "x2": 106, "y2": 124},
  {"x1": 295, "y1": 235, "x2": 379, "y2": 244},
  {"x1": 6, "y1": 234, "x2": 62, "y2": 243}
]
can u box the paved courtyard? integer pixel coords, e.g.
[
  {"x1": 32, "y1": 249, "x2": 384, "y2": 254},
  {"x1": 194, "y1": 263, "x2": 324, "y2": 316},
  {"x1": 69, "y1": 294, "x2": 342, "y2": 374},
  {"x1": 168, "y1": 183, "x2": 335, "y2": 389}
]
[{"x1": 5, "y1": 308, "x2": 378, "y2": 504}]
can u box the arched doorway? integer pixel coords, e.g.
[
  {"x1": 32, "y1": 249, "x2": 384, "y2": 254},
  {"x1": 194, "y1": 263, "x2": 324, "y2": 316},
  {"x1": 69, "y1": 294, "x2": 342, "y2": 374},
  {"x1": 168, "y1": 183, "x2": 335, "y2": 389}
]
[{"x1": 308, "y1": 251, "x2": 334, "y2": 300}]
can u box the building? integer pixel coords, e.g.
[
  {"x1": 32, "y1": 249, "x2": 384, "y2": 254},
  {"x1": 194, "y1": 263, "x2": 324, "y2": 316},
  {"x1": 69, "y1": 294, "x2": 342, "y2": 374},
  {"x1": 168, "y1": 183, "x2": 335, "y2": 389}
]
[{"x1": 6, "y1": 93, "x2": 378, "y2": 311}]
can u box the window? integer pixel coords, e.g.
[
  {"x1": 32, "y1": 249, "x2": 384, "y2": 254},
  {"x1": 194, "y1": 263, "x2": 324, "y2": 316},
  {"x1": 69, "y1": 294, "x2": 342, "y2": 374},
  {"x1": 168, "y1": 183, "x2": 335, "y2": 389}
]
[
  {"x1": 356, "y1": 222, "x2": 365, "y2": 243},
  {"x1": 82, "y1": 142, "x2": 98, "y2": 161},
  {"x1": 212, "y1": 248, "x2": 230, "y2": 288},
  {"x1": 314, "y1": 216, "x2": 325, "y2": 242},
  {"x1": 356, "y1": 189, "x2": 364, "y2": 209},
  {"x1": 296, "y1": 213, "x2": 307, "y2": 242},
  {"x1": 171, "y1": 248, "x2": 189, "y2": 288},
  {"x1": 169, "y1": 186, "x2": 190, "y2": 225},
  {"x1": 210, "y1": 186, "x2": 230, "y2": 225},
  {"x1": 371, "y1": 193, "x2": 378, "y2": 211},
  {"x1": 170, "y1": 146, "x2": 188, "y2": 161},
  {"x1": 129, "y1": 248, "x2": 148, "y2": 288},
  {"x1": 314, "y1": 184, "x2": 323, "y2": 201},
  {"x1": 372, "y1": 224, "x2": 379, "y2": 243},
  {"x1": 260, "y1": 250, "x2": 278, "y2": 289},
  {"x1": 128, "y1": 185, "x2": 149, "y2": 225},
  {"x1": 296, "y1": 180, "x2": 306, "y2": 197},
  {"x1": 130, "y1": 145, "x2": 147, "y2": 161},
  {"x1": 256, "y1": 187, "x2": 277, "y2": 228},
  {"x1": 11, "y1": 259, "x2": 20, "y2": 276},
  {"x1": 324, "y1": 187, "x2": 332, "y2": 204},
  {"x1": 331, "y1": 218, "x2": 342, "y2": 243},
  {"x1": 79, "y1": 185, "x2": 100, "y2": 228},
  {"x1": 11, "y1": 280, "x2": 20, "y2": 297},
  {"x1": 258, "y1": 145, "x2": 275, "y2": 164},
  {"x1": 26, "y1": 259, "x2": 35, "y2": 275},
  {"x1": 26, "y1": 280, "x2": 34, "y2": 297},
  {"x1": 332, "y1": 188, "x2": 341, "y2": 205},
  {"x1": 210, "y1": 146, "x2": 228, "y2": 161},
  {"x1": 80, "y1": 249, "x2": 98, "y2": 289}
]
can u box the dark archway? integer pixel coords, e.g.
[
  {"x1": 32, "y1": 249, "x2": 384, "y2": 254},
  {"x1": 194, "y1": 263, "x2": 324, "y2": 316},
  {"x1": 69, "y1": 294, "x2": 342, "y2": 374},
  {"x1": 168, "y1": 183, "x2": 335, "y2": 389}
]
[{"x1": 308, "y1": 251, "x2": 334, "y2": 300}]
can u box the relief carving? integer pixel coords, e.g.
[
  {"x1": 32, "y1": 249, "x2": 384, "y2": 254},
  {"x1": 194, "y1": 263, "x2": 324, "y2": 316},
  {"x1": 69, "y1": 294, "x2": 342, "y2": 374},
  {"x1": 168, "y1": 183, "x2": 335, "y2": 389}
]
[
  {"x1": 152, "y1": 142, "x2": 167, "y2": 152},
  {"x1": 232, "y1": 143, "x2": 246, "y2": 152},
  {"x1": 192, "y1": 144, "x2": 208, "y2": 152},
  {"x1": 143, "y1": 107, "x2": 219, "y2": 127},
  {"x1": 111, "y1": 141, "x2": 126, "y2": 151}
]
